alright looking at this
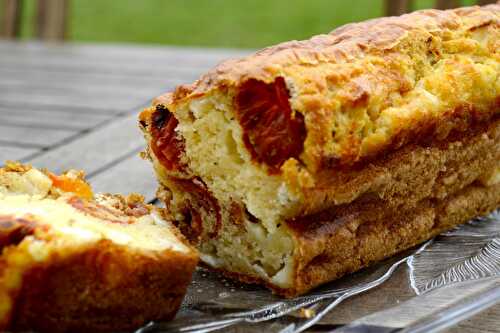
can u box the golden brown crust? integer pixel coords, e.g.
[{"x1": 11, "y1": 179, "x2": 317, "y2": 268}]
[
  {"x1": 287, "y1": 183, "x2": 499, "y2": 297},
  {"x1": 291, "y1": 118, "x2": 500, "y2": 216},
  {"x1": 10, "y1": 241, "x2": 197, "y2": 333},
  {"x1": 163, "y1": 5, "x2": 499, "y2": 102}
]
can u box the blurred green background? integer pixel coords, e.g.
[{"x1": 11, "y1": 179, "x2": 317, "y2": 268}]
[{"x1": 17, "y1": 0, "x2": 480, "y2": 48}]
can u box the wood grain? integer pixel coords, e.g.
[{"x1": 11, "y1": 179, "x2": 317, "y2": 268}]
[
  {"x1": 0, "y1": 41, "x2": 248, "y2": 67},
  {"x1": 0, "y1": 124, "x2": 75, "y2": 148},
  {"x1": 0, "y1": 106, "x2": 110, "y2": 130},
  {"x1": 89, "y1": 151, "x2": 158, "y2": 201},
  {"x1": 22, "y1": 112, "x2": 157, "y2": 201},
  {"x1": 0, "y1": 69, "x2": 182, "y2": 94},
  {"x1": 0, "y1": 85, "x2": 155, "y2": 111},
  {"x1": 448, "y1": 306, "x2": 500, "y2": 333},
  {"x1": 24, "y1": 113, "x2": 145, "y2": 174},
  {"x1": 0, "y1": 146, "x2": 38, "y2": 163}
]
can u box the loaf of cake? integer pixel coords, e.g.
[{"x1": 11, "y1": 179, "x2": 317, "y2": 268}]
[
  {"x1": 0, "y1": 162, "x2": 198, "y2": 332},
  {"x1": 140, "y1": 4, "x2": 499, "y2": 297}
]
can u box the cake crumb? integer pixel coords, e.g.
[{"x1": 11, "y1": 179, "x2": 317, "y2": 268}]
[{"x1": 298, "y1": 308, "x2": 316, "y2": 319}]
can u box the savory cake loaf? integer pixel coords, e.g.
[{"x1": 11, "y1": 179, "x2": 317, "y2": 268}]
[
  {"x1": 140, "y1": 4, "x2": 500, "y2": 297},
  {"x1": 0, "y1": 162, "x2": 198, "y2": 332}
]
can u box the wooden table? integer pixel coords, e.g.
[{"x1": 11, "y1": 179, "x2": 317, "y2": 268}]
[{"x1": 0, "y1": 40, "x2": 498, "y2": 333}]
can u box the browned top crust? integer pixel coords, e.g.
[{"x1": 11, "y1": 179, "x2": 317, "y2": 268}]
[
  {"x1": 166, "y1": 4, "x2": 499, "y2": 101},
  {"x1": 153, "y1": 4, "x2": 499, "y2": 178}
]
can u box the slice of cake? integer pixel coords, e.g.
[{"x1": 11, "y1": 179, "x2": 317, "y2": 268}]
[
  {"x1": 0, "y1": 162, "x2": 198, "y2": 332},
  {"x1": 140, "y1": 4, "x2": 499, "y2": 297}
]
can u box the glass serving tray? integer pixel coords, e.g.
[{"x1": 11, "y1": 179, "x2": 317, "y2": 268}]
[{"x1": 137, "y1": 209, "x2": 500, "y2": 333}]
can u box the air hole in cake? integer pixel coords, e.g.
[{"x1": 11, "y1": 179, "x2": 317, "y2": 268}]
[
  {"x1": 235, "y1": 77, "x2": 306, "y2": 173},
  {"x1": 244, "y1": 208, "x2": 259, "y2": 224},
  {"x1": 225, "y1": 131, "x2": 244, "y2": 164}
]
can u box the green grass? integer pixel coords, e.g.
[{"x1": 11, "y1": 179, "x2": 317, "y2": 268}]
[
  {"x1": 18, "y1": 0, "x2": 480, "y2": 49},
  {"x1": 67, "y1": 0, "x2": 384, "y2": 48}
]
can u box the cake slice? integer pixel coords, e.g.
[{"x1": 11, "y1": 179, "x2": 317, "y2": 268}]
[
  {"x1": 0, "y1": 162, "x2": 198, "y2": 332},
  {"x1": 140, "y1": 4, "x2": 499, "y2": 297}
]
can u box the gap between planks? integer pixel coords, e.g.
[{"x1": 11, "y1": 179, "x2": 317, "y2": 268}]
[
  {"x1": 0, "y1": 41, "x2": 249, "y2": 68},
  {"x1": 23, "y1": 112, "x2": 156, "y2": 200},
  {"x1": 0, "y1": 124, "x2": 76, "y2": 148},
  {"x1": 0, "y1": 146, "x2": 40, "y2": 164},
  {"x1": 89, "y1": 150, "x2": 158, "y2": 202},
  {"x1": 0, "y1": 107, "x2": 111, "y2": 130}
]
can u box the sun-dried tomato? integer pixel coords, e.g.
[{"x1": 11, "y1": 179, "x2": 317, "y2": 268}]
[
  {"x1": 235, "y1": 77, "x2": 306, "y2": 173},
  {"x1": 169, "y1": 177, "x2": 221, "y2": 239},
  {"x1": 150, "y1": 105, "x2": 186, "y2": 172},
  {"x1": 0, "y1": 216, "x2": 36, "y2": 249},
  {"x1": 67, "y1": 197, "x2": 134, "y2": 224}
]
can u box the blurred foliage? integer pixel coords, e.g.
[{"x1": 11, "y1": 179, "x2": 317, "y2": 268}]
[{"x1": 18, "y1": 0, "x2": 479, "y2": 48}]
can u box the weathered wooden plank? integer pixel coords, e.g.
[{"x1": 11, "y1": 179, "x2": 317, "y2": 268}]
[
  {"x1": 0, "y1": 43, "x2": 244, "y2": 80},
  {"x1": 0, "y1": 88, "x2": 154, "y2": 111},
  {"x1": 0, "y1": 146, "x2": 39, "y2": 163},
  {"x1": 0, "y1": 41, "x2": 248, "y2": 68},
  {"x1": 448, "y1": 305, "x2": 500, "y2": 333},
  {"x1": 0, "y1": 68, "x2": 180, "y2": 113},
  {"x1": 0, "y1": 107, "x2": 110, "y2": 130},
  {"x1": 320, "y1": 269, "x2": 500, "y2": 331},
  {"x1": 0, "y1": 124, "x2": 76, "y2": 148},
  {"x1": 0, "y1": 69, "x2": 187, "y2": 93},
  {"x1": 89, "y1": 152, "x2": 157, "y2": 201},
  {"x1": 0, "y1": 55, "x2": 211, "y2": 79},
  {"x1": 25, "y1": 112, "x2": 145, "y2": 174},
  {"x1": 0, "y1": 80, "x2": 166, "y2": 103},
  {"x1": 0, "y1": 100, "x2": 125, "y2": 115},
  {"x1": 0, "y1": 56, "x2": 208, "y2": 80}
]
